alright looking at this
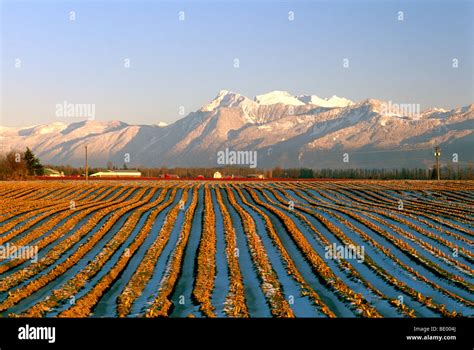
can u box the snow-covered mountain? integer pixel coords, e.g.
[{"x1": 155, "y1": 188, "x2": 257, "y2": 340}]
[
  {"x1": 255, "y1": 91, "x2": 306, "y2": 106},
  {"x1": 1, "y1": 90, "x2": 473, "y2": 168},
  {"x1": 297, "y1": 94, "x2": 353, "y2": 108}
]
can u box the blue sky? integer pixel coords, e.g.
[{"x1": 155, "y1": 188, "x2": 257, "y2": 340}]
[{"x1": 1, "y1": 0, "x2": 473, "y2": 127}]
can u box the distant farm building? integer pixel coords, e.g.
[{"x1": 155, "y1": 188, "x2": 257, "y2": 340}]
[
  {"x1": 247, "y1": 174, "x2": 264, "y2": 179},
  {"x1": 43, "y1": 168, "x2": 65, "y2": 177},
  {"x1": 213, "y1": 171, "x2": 222, "y2": 179},
  {"x1": 90, "y1": 170, "x2": 141, "y2": 178}
]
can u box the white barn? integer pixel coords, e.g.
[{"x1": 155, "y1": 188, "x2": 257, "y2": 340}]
[
  {"x1": 43, "y1": 168, "x2": 65, "y2": 177},
  {"x1": 90, "y1": 170, "x2": 141, "y2": 178}
]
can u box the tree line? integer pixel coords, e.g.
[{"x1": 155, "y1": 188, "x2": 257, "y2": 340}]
[
  {"x1": 281, "y1": 167, "x2": 474, "y2": 180},
  {"x1": 0, "y1": 148, "x2": 44, "y2": 180},
  {"x1": 0, "y1": 149, "x2": 473, "y2": 180}
]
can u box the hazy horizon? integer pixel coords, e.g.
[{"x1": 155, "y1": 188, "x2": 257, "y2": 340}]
[{"x1": 1, "y1": 0, "x2": 473, "y2": 127}]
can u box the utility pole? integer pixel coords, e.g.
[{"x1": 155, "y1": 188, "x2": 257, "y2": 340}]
[
  {"x1": 434, "y1": 146, "x2": 441, "y2": 180},
  {"x1": 85, "y1": 145, "x2": 89, "y2": 182}
]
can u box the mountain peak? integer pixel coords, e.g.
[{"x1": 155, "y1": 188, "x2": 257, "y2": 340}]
[
  {"x1": 202, "y1": 89, "x2": 354, "y2": 110},
  {"x1": 217, "y1": 89, "x2": 230, "y2": 96},
  {"x1": 200, "y1": 90, "x2": 252, "y2": 112},
  {"x1": 255, "y1": 91, "x2": 305, "y2": 106},
  {"x1": 254, "y1": 90, "x2": 353, "y2": 108},
  {"x1": 298, "y1": 94, "x2": 353, "y2": 108}
]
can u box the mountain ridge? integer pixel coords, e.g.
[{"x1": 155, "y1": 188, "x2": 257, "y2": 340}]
[{"x1": 1, "y1": 91, "x2": 473, "y2": 169}]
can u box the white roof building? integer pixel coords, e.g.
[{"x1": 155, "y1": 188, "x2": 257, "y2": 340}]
[
  {"x1": 43, "y1": 168, "x2": 64, "y2": 177},
  {"x1": 213, "y1": 171, "x2": 222, "y2": 179},
  {"x1": 90, "y1": 170, "x2": 141, "y2": 178}
]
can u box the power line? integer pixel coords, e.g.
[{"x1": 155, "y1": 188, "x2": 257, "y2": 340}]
[
  {"x1": 85, "y1": 145, "x2": 88, "y2": 182},
  {"x1": 435, "y1": 146, "x2": 441, "y2": 180}
]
